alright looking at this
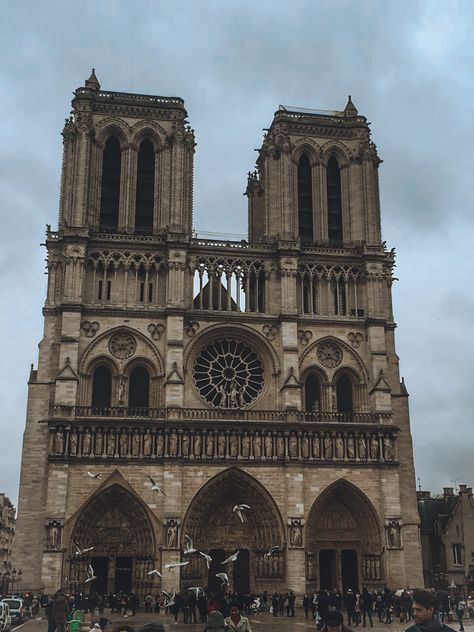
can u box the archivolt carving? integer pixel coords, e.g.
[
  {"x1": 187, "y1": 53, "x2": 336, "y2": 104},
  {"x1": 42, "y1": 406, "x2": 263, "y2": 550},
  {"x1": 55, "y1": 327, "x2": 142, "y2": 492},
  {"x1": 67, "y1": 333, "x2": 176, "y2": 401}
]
[{"x1": 93, "y1": 118, "x2": 131, "y2": 147}]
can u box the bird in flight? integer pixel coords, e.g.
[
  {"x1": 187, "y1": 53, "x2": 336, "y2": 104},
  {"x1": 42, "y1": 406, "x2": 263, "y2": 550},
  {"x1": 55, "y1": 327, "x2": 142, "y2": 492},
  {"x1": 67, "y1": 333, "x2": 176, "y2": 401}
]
[
  {"x1": 163, "y1": 590, "x2": 176, "y2": 608},
  {"x1": 85, "y1": 564, "x2": 97, "y2": 583},
  {"x1": 147, "y1": 569, "x2": 162, "y2": 577},
  {"x1": 216, "y1": 572, "x2": 229, "y2": 586},
  {"x1": 84, "y1": 471, "x2": 101, "y2": 479},
  {"x1": 264, "y1": 545, "x2": 280, "y2": 560},
  {"x1": 74, "y1": 543, "x2": 94, "y2": 557},
  {"x1": 147, "y1": 475, "x2": 166, "y2": 496},
  {"x1": 233, "y1": 504, "x2": 250, "y2": 522},
  {"x1": 184, "y1": 534, "x2": 197, "y2": 555},
  {"x1": 199, "y1": 551, "x2": 213, "y2": 569},
  {"x1": 187, "y1": 587, "x2": 204, "y2": 597},
  {"x1": 221, "y1": 551, "x2": 239, "y2": 565},
  {"x1": 164, "y1": 561, "x2": 189, "y2": 571}
]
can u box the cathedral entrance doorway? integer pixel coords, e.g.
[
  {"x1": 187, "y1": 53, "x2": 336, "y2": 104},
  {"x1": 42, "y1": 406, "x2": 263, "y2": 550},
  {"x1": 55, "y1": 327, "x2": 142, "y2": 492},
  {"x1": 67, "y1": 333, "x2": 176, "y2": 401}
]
[
  {"x1": 67, "y1": 482, "x2": 156, "y2": 596},
  {"x1": 306, "y1": 481, "x2": 382, "y2": 592},
  {"x1": 182, "y1": 468, "x2": 285, "y2": 594}
]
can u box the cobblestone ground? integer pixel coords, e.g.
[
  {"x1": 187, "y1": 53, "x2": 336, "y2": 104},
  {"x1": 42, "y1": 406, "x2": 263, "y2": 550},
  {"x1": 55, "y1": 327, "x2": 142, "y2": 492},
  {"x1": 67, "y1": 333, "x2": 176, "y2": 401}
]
[{"x1": 16, "y1": 611, "x2": 474, "y2": 632}]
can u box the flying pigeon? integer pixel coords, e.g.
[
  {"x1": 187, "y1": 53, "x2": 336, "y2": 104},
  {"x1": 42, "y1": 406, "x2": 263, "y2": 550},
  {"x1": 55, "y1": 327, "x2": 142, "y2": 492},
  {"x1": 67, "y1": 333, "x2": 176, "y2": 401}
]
[
  {"x1": 164, "y1": 590, "x2": 176, "y2": 608},
  {"x1": 85, "y1": 564, "x2": 97, "y2": 583},
  {"x1": 264, "y1": 545, "x2": 280, "y2": 560},
  {"x1": 187, "y1": 586, "x2": 203, "y2": 597},
  {"x1": 147, "y1": 569, "x2": 162, "y2": 577},
  {"x1": 199, "y1": 551, "x2": 213, "y2": 569},
  {"x1": 233, "y1": 504, "x2": 250, "y2": 523},
  {"x1": 147, "y1": 474, "x2": 166, "y2": 496},
  {"x1": 221, "y1": 551, "x2": 239, "y2": 565},
  {"x1": 183, "y1": 534, "x2": 197, "y2": 555},
  {"x1": 84, "y1": 471, "x2": 101, "y2": 479},
  {"x1": 164, "y1": 561, "x2": 189, "y2": 571},
  {"x1": 216, "y1": 572, "x2": 229, "y2": 586},
  {"x1": 74, "y1": 543, "x2": 94, "y2": 556}
]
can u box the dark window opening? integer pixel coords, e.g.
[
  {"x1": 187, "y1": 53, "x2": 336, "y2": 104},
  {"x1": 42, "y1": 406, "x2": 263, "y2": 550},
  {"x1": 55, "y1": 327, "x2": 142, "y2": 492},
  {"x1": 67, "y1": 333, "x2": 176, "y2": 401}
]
[
  {"x1": 98, "y1": 280, "x2": 103, "y2": 301},
  {"x1": 139, "y1": 282, "x2": 145, "y2": 302},
  {"x1": 92, "y1": 365, "x2": 112, "y2": 408},
  {"x1": 298, "y1": 154, "x2": 313, "y2": 243},
  {"x1": 135, "y1": 139, "x2": 155, "y2": 234},
  {"x1": 148, "y1": 283, "x2": 153, "y2": 303},
  {"x1": 327, "y1": 156, "x2": 343, "y2": 245},
  {"x1": 305, "y1": 374, "x2": 321, "y2": 412},
  {"x1": 334, "y1": 278, "x2": 346, "y2": 315},
  {"x1": 336, "y1": 375, "x2": 353, "y2": 413},
  {"x1": 106, "y1": 280, "x2": 111, "y2": 301},
  {"x1": 99, "y1": 136, "x2": 121, "y2": 232},
  {"x1": 128, "y1": 366, "x2": 150, "y2": 409}
]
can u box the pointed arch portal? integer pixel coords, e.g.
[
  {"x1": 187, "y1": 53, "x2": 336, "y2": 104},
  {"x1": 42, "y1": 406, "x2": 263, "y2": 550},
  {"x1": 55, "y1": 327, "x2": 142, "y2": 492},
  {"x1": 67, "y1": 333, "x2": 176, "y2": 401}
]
[
  {"x1": 306, "y1": 480, "x2": 383, "y2": 592},
  {"x1": 181, "y1": 468, "x2": 285, "y2": 594},
  {"x1": 68, "y1": 484, "x2": 156, "y2": 595}
]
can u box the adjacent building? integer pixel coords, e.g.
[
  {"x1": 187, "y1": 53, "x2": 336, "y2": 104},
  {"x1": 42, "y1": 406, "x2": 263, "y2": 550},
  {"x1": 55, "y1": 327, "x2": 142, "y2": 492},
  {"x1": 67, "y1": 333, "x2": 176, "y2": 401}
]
[
  {"x1": 13, "y1": 71, "x2": 423, "y2": 595},
  {"x1": 0, "y1": 494, "x2": 16, "y2": 594}
]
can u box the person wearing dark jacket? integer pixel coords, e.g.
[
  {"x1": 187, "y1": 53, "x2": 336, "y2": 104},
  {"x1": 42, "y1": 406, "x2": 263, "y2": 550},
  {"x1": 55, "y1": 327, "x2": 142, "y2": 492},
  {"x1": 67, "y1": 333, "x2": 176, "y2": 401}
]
[
  {"x1": 52, "y1": 591, "x2": 69, "y2": 632},
  {"x1": 405, "y1": 590, "x2": 456, "y2": 632},
  {"x1": 360, "y1": 588, "x2": 373, "y2": 628},
  {"x1": 325, "y1": 610, "x2": 355, "y2": 632}
]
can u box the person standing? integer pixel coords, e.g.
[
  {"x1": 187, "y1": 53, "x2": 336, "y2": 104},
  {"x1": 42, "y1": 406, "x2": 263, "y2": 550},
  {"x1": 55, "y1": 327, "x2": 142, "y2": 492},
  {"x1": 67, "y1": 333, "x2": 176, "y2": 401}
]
[
  {"x1": 52, "y1": 591, "x2": 69, "y2": 632},
  {"x1": 225, "y1": 604, "x2": 252, "y2": 632},
  {"x1": 144, "y1": 592, "x2": 153, "y2": 613},
  {"x1": 303, "y1": 594, "x2": 311, "y2": 620},
  {"x1": 406, "y1": 590, "x2": 456, "y2": 632},
  {"x1": 453, "y1": 594, "x2": 466, "y2": 632},
  {"x1": 360, "y1": 588, "x2": 373, "y2": 628}
]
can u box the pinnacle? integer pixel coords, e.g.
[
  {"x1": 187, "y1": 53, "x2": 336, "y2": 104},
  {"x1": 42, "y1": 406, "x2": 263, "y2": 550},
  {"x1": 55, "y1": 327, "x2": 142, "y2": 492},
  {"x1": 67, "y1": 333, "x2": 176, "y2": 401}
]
[
  {"x1": 85, "y1": 68, "x2": 100, "y2": 91},
  {"x1": 344, "y1": 94, "x2": 358, "y2": 117}
]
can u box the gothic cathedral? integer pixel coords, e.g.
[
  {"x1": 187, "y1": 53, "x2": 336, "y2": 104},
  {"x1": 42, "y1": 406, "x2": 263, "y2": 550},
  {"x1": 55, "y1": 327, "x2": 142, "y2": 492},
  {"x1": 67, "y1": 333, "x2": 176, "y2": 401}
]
[{"x1": 14, "y1": 71, "x2": 423, "y2": 596}]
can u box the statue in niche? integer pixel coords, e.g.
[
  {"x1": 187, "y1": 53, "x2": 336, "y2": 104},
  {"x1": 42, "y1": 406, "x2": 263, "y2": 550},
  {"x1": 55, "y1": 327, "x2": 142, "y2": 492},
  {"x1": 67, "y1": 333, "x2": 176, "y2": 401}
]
[
  {"x1": 132, "y1": 431, "x2": 141, "y2": 456},
  {"x1": 386, "y1": 520, "x2": 401, "y2": 548},
  {"x1": 383, "y1": 436, "x2": 394, "y2": 460},
  {"x1": 118, "y1": 377, "x2": 126, "y2": 405},
  {"x1": 370, "y1": 437, "x2": 379, "y2": 460},
  {"x1": 206, "y1": 433, "x2": 214, "y2": 457},
  {"x1": 69, "y1": 431, "x2": 78, "y2": 456},
  {"x1": 323, "y1": 435, "x2": 333, "y2": 459},
  {"x1": 312, "y1": 434, "x2": 320, "y2": 459},
  {"x1": 218, "y1": 383, "x2": 228, "y2": 408},
  {"x1": 169, "y1": 432, "x2": 178, "y2": 457},
  {"x1": 264, "y1": 432, "x2": 273, "y2": 458},
  {"x1": 46, "y1": 521, "x2": 62, "y2": 551},
  {"x1": 119, "y1": 431, "x2": 128, "y2": 456},
  {"x1": 229, "y1": 433, "x2": 238, "y2": 457},
  {"x1": 53, "y1": 429, "x2": 64, "y2": 454},
  {"x1": 82, "y1": 430, "x2": 92, "y2": 455},
  {"x1": 106, "y1": 432, "x2": 115, "y2": 457},
  {"x1": 193, "y1": 433, "x2": 202, "y2": 457},
  {"x1": 347, "y1": 436, "x2": 355, "y2": 459},
  {"x1": 276, "y1": 435, "x2": 284, "y2": 458},
  {"x1": 166, "y1": 520, "x2": 178, "y2": 548},
  {"x1": 289, "y1": 519, "x2": 303, "y2": 547},
  {"x1": 143, "y1": 430, "x2": 152, "y2": 457},
  {"x1": 95, "y1": 429, "x2": 103, "y2": 455},
  {"x1": 358, "y1": 437, "x2": 367, "y2": 460},
  {"x1": 301, "y1": 434, "x2": 309, "y2": 458},
  {"x1": 253, "y1": 434, "x2": 261, "y2": 459},
  {"x1": 335, "y1": 434, "x2": 344, "y2": 459},
  {"x1": 241, "y1": 432, "x2": 250, "y2": 458},
  {"x1": 289, "y1": 434, "x2": 298, "y2": 458},
  {"x1": 156, "y1": 433, "x2": 164, "y2": 457},
  {"x1": 218, "y1": 433, "x2": 226, "y2": 457},
  {"x1": 182, "y1": 432, "x2": 190, "y2": 457}
]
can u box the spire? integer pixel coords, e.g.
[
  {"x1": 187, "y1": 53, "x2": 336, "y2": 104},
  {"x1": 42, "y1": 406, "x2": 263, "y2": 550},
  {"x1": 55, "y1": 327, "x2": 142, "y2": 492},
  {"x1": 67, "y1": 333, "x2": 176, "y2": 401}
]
[
  {"x1": 84, "y1": 68, "x2": 100, "y2": 91},
  {"x1": 343, "y1": 95, "x2": 358, "y2": 117}
]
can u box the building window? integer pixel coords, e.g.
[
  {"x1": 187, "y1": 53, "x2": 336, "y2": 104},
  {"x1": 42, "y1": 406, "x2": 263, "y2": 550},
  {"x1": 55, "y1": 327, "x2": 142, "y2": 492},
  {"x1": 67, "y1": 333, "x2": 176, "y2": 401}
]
[
  {"x1": 336, "y1": 374, "x2": 353, "y2": 413},
  {"x1": 327, "y1": 156, "x2": 343, "y2": 245},
  {"x1": 128, "y1": 366, "x2": 150, "y2": 408},
  {"x1": 305, "y1": 374, "x2": 321, "y2": 412},
  {"x1": 453, "y1": 544, "x2": 462, "y2": 566},
  {"x1": 99, "y1": 136, "x2": 121, "y2": 232},
  {"x1": 135, "y1": 139, "x2": 155, "y2": 234},
  {"x1": 298, "y1": 154, "x2": 313, "y2": 243},
  {"x1": 92, "y1": 365, "x2": 112, "y2": 408}
]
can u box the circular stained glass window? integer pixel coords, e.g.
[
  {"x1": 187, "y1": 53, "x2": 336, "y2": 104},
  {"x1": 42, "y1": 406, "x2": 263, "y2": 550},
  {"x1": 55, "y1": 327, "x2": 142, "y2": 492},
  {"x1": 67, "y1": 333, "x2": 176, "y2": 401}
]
[{"x1": 193, "y1": 339, "x2": 264, "y2": 409}]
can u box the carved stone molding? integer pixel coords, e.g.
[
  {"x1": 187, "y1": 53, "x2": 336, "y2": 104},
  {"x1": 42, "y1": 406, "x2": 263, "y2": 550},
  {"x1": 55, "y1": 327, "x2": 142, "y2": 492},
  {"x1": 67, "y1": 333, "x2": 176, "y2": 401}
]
[
  {"x1": 262, "y1": 324, "x2": 279, "y2": 341},
  {"x1": 184, "y1": 321, "x2": 200, "y2": 338},
  {"x1": 81, "y1": 320, "x2": 100, "y2": 338},
  {"x1": 148, "y1": 323, "x2": 165, "y2": 341},
  {"x1": 297, "y1": 330, "x2": 313, "y2": 346},
  {"x1": 348, "y1": 331, "x2": 363, "y2": 348}
]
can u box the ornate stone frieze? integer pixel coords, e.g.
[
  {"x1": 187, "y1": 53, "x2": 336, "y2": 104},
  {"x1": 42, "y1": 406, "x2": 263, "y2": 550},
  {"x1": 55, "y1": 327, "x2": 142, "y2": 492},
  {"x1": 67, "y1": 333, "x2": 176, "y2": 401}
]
[{"x1": 109, "y1": 333, "x2": 137, "y2": 359}]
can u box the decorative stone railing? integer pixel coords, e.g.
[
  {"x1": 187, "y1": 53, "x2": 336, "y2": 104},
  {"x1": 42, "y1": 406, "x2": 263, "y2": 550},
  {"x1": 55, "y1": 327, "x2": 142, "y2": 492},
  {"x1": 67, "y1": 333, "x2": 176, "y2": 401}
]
[{"x1": 48, "y1": 423, "x2": 397, "y2": 464}]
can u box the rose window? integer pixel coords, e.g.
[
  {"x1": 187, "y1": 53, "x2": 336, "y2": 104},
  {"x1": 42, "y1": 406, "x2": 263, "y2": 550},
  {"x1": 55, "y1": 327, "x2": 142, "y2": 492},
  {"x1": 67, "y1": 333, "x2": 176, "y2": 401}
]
[
  {"x1": 109, "y1": 333, "x2": 137, "y2": 360},
  {"x1": 193, "y1": 339, "x2": 264, "y2": 408}
]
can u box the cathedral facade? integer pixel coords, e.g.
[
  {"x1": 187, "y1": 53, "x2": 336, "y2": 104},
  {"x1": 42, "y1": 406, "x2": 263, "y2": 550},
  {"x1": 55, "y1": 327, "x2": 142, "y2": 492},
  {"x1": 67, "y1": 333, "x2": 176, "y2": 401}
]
[{"x1": 13, "y1": 71, "x2": 423, "y2": 596}]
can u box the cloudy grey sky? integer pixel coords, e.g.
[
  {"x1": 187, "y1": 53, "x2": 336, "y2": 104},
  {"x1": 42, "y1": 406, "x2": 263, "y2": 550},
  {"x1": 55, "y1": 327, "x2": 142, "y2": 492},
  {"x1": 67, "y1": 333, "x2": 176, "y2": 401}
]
[{"x1": 1, "y1": 0, "x2": 473, "y2": 505}]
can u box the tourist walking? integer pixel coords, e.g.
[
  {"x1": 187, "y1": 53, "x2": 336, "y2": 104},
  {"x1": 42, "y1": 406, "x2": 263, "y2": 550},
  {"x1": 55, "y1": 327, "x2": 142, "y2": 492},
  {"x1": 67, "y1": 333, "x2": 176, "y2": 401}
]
[{"x1": 406, "y1": 590, "x2": 456, "y2": 632}]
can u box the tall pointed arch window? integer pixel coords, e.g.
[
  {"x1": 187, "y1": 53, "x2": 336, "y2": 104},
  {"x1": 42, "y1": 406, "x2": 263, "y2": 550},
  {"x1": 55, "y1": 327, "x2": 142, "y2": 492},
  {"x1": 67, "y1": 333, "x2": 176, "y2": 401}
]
[
  {"x1": 298, "y1": 154, "x2": 313, "y2": 243},
  {"x1": 305, "y1": 373, "x2": 321, "y2": 412},
  {"x1": 128, "y1": 366, "x2": 150, "y2": 409},
  {"x1": 135, "y1": 139, "x2": 155, "y2": 234},
  {"x1": 99, "y1": 136, "x2": 121, "y2": 232},
  {"x1": 327, "y1": 156, "x2": 343, "y2": 245},
  {"x1": 336, "y1": 374, "x2": 353, "y2": 413},
  {"x1": 92, "y1": 365, "x2": 112, "y2": 408}
]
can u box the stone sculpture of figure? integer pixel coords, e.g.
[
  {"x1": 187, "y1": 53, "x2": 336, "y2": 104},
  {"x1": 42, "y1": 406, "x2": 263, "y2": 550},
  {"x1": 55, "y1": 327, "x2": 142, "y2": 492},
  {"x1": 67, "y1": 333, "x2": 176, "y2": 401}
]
[
  {"x1": 276, "y1": 435, "x2": 285, "y2": 458},
  {"x1": 82, "y1": 429, "x2": 92, "y2": 456},
  {"x1": 312, "y1": 434, "x2": 320, "y2": 459},
  {"x1": 156, "y1": 432, "x2": 164, "y2": 457},
  {"x1": 358, "y1": 436, "x2": 367, "y2": 460},
  {"x1": 69, "y1": 431, "x2": 78, "y2": 456},
  {"x1": 218, "y1": 433, "x2": 226, "y2": 457},
  {"x1": 132, "y1": 431, "x2": 141, "y2": 457},
  {"x1": 47, "y1": 521, "x2": 61, "y2": 550},
  {"x1": 119, "y1": 430, "x2": 128, "y2": 456},
  {"x1": 301, "y1": 433, "x2": 309, "y2": 459},
  {"x1": 95, "y1": 429, "x2": 103, "y2": 455},
  {"x1": 347, "y1": 436, "x2": 355, "y2": 459},
  {"x1": 289, "y1": 434, "x2": 298, "y2": 458},
  {"x1": 374, "y1": 557, "x2": 380, "y2": 578},
  {"x1": 241, "y1": 432, "x2": 250, "y2": 458},
  {"x1": 323, "y1": 435, "x2": 333, "y2": 459},
  {"x1": 143, "y1": 429, "x2": 152, "y2": 457},
  {"x1": 193, "y1": 432, "x2": 202, "y2": 457},
  {"x1": 218, "y1": 383, "x2": 228, "y2": 408},
  {"x1": 106, "y1": 431, "x2": 115, "y2": 457},
  {"x1": 118, "y1": 377, "x2": 125, "y2": 405},
  {"x1": 166, "y1": 520, "x2": 178, "y2": 548},
  {"x1": 53, "y1": 429, "x2": 64, "y2": 454},
  {"x1": 383, "y1": 436, "x2": 394, "y2": 460},
  {"x1": 370, "y1": 436, "x2": 379, "y2": 460},
  {"x1": 264, "y1": 432, "x2": 273, "y2": 458},
  {"x1": 182, "y1": 432, "x2": 190, "y2": 457},
  {"x1": 387, "y1": 521, "x2": 401, "y2": 548},
  {"x1": 289, "y1": 520, "x2": 303, "y2": 547},
  {"x1": 229, "y1": 380, "x2": 243, "y2": 408},
  {"x1": 206, "y1": 433, "x2": 214, "y2": 457},
  {"x1": 331, "y1": 385, "x2": 337, "y2": 411},
  {"x1": 335, "y1": 434, "x2": 344, "y2": 459},
  {"x1": 229, "y1": 433, "x2": 238, "y2": 457},
  {"x1": 253, "y1": 434, "x2": 261, "y2": 459},
  {"x1": 169, "y1": 432, "x2": 178, "y2": 457}
]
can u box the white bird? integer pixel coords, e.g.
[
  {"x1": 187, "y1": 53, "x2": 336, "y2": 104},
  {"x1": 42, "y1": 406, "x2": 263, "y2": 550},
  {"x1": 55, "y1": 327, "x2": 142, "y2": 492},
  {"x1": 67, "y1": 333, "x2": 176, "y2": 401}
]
[
  {"x1": 147, "y1": 569, "x2": 162, "y2": 577},
  {"x1": 216, "y1": 572, "x2": 229, "y2": 586},
  {"x1": 199, "y1": 551, "x2": 213, "y2": 569},
  {"x1": 164, "y1": 561, "x2": 189, "y2": 571},
  {"x1": 233, "y1": 504, "x2": 250, "y2": 523},
  {"x1": 74, "y1": 543, "x2": 94, "y2": 556},
  {"x1": 183, "y1": 534, "x2": 197, "y2": 555},
  {"x1": 85, "y1": 564, "x2": 97, "y2": 583},
  {"x1": 187, "y1": 586, "x2": 203, "y2": 597},
  {"x1": 164, "y1": 590, "x2": 176, "y2": 608},
  {"x1": 84, "y1": 471, "x2": 101, "y2": 479},
  {"x1": 147, "y1": 475, "x2": 166, "y2": 496},
  {"x1": 264, "y1": 545, "x2": 280, "y2": 560},
  {"x1": 221, "y1": 551, "x2": 239, "y2": 565}
]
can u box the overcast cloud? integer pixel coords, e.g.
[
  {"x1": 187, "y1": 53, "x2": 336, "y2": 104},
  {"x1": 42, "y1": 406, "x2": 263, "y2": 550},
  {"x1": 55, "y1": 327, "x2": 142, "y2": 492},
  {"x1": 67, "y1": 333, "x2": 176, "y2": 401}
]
[{"x1": 1, "y1": 0, "x2": 473, "y2": 505}]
